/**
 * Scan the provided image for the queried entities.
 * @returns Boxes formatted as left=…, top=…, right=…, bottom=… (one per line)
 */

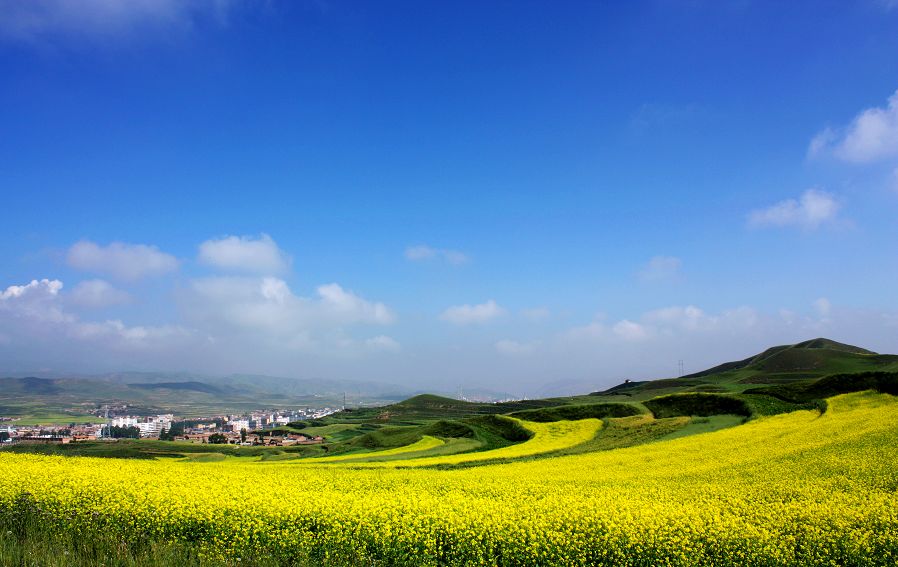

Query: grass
left=304, top=436, right=445, bottom=463
left=643, top=393, right=752, bottom=418
left=555, top=414, right=690, bottom=454
left=507, top=402, right=641, bottom=422
left=0, top=439, right=324, bottom=460
left=746, top=370, right=898, bottom=403
left=658, top=414, right=746, bottom=441
left=3, top=413, right=107, bottom=426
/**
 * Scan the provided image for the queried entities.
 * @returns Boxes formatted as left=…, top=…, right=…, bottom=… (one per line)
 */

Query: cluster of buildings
left=0, top=407, right=339, bottom=446
left=0, top=422, right=102, bottom=444
left=110, top=414, right=174, bottom=437
left=177, top=430, right=324, bottom=446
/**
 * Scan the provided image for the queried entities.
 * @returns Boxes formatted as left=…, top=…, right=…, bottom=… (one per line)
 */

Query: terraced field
left=1, top=391, right=897, bottom=565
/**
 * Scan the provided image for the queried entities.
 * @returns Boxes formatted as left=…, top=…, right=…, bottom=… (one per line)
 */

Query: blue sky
left=1, top=1, right=897, bottom=395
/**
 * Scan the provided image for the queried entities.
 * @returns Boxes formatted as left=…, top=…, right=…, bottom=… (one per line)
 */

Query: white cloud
left=67, top=240, right=178, bottom=281
left=198, top=234, right=291, bottom=275
left=644, top=305, right=711, bottom=331
left=807, top=127, right=836, bottom=160
left=520, top=307, right=551, bottom=321
left=69, top=279, right=131, bottom=308
left=69, top=319, right=189, bottom=344
left=182, top=277, right=395, bottom=350
left=0, top=0, right=236, bottom=44
left=404, top=245, right=437, bottom=261
left=495, top=339, right=537, bottom=356
left=405, top=244, right=469, bottom=266
left=0, top=278, right=63, bottom=301
left=365, top=335, right=401, bottom=353
left=0, top=279, right=69, bottom=324
left=0, top=278, right=188, bottom=351
left=612, top=320, right=650, bottom=341
left=564, top=321, right=606, bottom=342
left=562, top=305, right=760, bottom=349
left=814, top=297, right=832, bottom=319
left=809, top=90, right=898, bottom=163
left=748, top=189, right=840, bottom=230
left=317, top=283, right=395, bottom=325
left=638, top=256, right=682, bottom=282
left=440, top=299, right=504, bottom=325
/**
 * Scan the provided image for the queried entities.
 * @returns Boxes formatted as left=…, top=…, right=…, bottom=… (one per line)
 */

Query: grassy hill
left=326, top=393, right=572, bottom=425
left=6, top=337, right=896, bottom=465
left=281, top=337, right=898, bottom=463
left=590, top=337, right=898, bottom=401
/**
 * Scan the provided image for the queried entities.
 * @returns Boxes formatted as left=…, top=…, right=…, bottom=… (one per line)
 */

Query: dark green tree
left=208, top=433, right=227, bottom=444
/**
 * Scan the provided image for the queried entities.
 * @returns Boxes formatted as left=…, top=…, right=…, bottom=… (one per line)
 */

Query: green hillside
left=285, top=337, right=898, bottom=464
left=6, top=337, right=897, bottom=466
left=323, top=393, right=568, bottom=425
left=590, top=337, right=898, bottom=401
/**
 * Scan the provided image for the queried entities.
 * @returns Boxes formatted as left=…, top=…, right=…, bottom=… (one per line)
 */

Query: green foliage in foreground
left=643, top=393, right=753, bottom=419
left=747, top=371, right=898, bottom=403
left=0, top=439, right=324, bottom=460
left=508, top=402, right=641, bottom=422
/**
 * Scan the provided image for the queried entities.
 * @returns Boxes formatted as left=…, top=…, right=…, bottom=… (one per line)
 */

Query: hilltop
left=590, top=337, right=898, bottom=401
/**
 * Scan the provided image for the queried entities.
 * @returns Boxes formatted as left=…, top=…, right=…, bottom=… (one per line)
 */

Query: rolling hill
left=590, top=337, right=898, bottom=400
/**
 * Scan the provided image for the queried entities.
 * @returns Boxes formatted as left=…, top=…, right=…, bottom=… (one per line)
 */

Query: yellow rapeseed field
left=303, top=434, right=446, bottom=463
left=1, top=392, right=896, bottom=565
left=304, top=418, right=602, bottom=467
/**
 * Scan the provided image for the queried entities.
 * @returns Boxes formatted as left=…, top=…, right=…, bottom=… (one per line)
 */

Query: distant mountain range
left=0, top=370, right=519, bottom=418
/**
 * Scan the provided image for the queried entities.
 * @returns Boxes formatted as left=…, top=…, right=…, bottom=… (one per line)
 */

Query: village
left=0, top=407, right=339, bottom=447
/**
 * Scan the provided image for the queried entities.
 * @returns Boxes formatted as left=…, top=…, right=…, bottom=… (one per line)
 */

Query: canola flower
left=304, top=435, right=445, bottom=462
left=298, top=418, right=602, bottom=467
left=0, top=392, right=896, bottom=565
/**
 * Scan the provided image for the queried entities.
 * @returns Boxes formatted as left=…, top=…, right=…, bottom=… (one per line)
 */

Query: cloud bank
left=440, top=300, right=504, bottom=325
left=809, top=89, right=898, bottom=163
left=405, top=244, right=468, bottom=266
left=0, top=0, right=236, bottom=44
left=638, top=256, right=682, bottom=282
left=66, top=240, right=179, bottom=281
left=69, top=279, right=131, bottom=308
left=748, top=189, right=840, bottom=230
left=198, top=234, right=292, bottom=275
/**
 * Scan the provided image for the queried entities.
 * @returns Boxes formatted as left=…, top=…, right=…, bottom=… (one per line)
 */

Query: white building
left=110, top=416, right=138, bottom=428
